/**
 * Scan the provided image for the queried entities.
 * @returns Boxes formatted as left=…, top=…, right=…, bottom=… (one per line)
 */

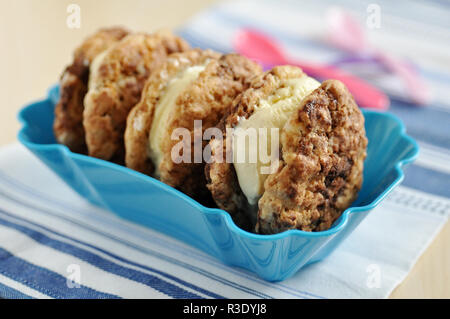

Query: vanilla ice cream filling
left=233, top=75, right=320, bottom=205
left=149, top=64, right=207, bottom=177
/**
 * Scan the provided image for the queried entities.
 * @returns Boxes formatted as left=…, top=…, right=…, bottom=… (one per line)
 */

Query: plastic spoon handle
left=325, top=7, right=430, bottom=105
left=234, top=29, right=390, bottom=110
left=375, top=52, right=430, bottom=105
left=293, top=61, right=390, bottom=110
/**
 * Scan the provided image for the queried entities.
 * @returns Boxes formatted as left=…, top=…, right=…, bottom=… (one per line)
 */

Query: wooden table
left=1, top=0, right=448, bottom=298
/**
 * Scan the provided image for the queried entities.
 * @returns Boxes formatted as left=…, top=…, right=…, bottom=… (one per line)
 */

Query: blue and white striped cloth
left=1, top=0, right=449, bottom=298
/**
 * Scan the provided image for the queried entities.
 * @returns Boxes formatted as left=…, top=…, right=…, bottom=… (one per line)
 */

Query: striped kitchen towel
left=1, top=0, right=449, bottom=298
left=0, top=143, right=448, bottom=298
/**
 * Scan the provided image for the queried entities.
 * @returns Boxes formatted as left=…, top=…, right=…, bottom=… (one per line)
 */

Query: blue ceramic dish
left=18, top=85, right=419, bottom=281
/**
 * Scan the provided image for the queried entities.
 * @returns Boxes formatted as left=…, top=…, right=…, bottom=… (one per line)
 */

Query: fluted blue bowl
left=17, top=85, right=419, bottom=281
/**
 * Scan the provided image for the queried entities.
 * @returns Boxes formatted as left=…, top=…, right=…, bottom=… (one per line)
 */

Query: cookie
left=53, top=27, right=129, bottom=153
left=83, top=31, right=190, bottom=162
left=125, top=49, right=262, bottom=201
left=206, top=66, right=367, bottom=232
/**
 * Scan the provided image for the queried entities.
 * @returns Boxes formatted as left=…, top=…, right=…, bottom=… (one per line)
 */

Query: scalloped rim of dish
left=17, top=85, right=419, bottom=241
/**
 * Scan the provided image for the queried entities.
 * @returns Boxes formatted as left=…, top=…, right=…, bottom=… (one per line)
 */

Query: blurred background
left=0, top=0, right=448, bottom=298
left=0, top=0, right=217, bottom=144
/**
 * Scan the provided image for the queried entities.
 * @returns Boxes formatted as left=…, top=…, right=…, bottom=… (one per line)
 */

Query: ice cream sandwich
left=83, top=31, right=190, bottom=162
left=206, top=66, right=367, bottom=232
left=125, top=49, right=262, bottom=201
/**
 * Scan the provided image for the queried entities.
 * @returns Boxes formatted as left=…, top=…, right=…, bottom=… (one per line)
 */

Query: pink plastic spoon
left=234, top=29, right=390, bottom=110
left=326, top=8, right=430, bottom=105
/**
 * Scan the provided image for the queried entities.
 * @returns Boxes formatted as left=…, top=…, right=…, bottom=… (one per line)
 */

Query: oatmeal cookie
left=125, top=49, right=262, bottom=201
left=257, top=79, right=367, bottom=233
left=83, top=31, right=190, bottom=162
left=205, top=66, right=367, bottom=232
left=53, top=27, right=129, bottom=153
